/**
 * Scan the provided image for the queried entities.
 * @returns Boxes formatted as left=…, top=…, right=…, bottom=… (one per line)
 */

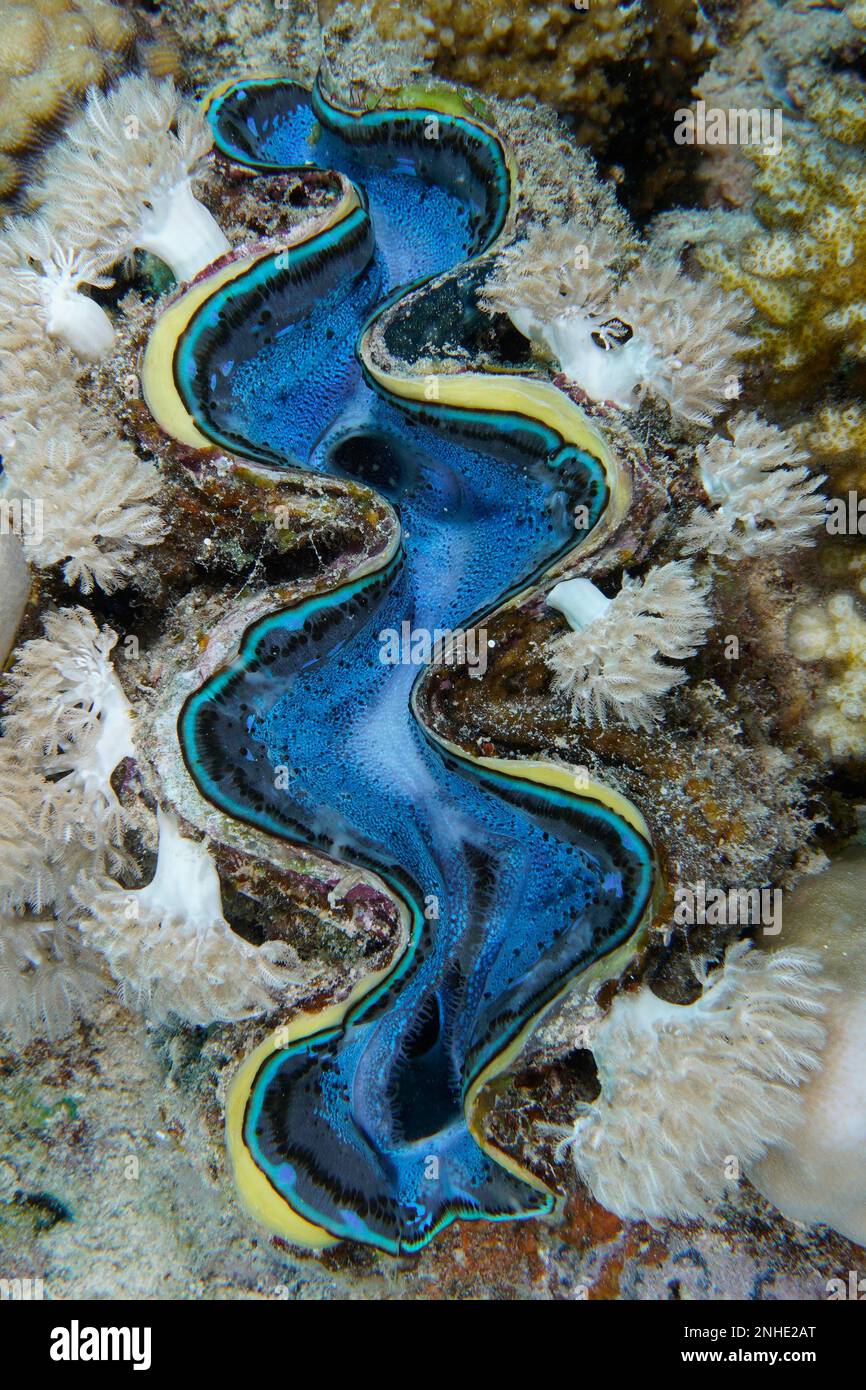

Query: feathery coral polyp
left=34, top=75, right=230, bottom=283
left=547, top=560, right=713, bottom=730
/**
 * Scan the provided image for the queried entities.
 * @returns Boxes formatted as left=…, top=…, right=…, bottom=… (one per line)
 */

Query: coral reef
left=0, top=0, right=134, bottom=204
left=695, top=120, right=866, bottom=388
left=0, top=0, right=862, bottom=1299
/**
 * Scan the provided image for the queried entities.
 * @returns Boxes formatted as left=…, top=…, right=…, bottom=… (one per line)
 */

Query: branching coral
left=33, top=74, right=230, bottom=284
left=555, top=942, right=829, bottom=1222
left=694, top=37, right=866, bottom=396
left=79, top=809, right=299, bottom=1026
left=484, top=225, right=750, bottom=425
left=680, top=413, right=826, bottom=559
left=546, top=561, right=712, bottom=730
left=797, top=399, right=866, bottom=495
left=1, top=393, right=165, bottom=594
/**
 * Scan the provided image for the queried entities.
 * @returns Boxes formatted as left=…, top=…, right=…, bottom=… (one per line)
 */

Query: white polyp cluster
left=136, top=178, right=230, bottom=284
left=486, top=224, right=751, bottom=425
left=0, top=229, right=117, bottom=362
left=557, top=941, right=830, bottom=1223
left=32, top=76, right=231, bottom=289
left=81, top=807, right=298, bottom=1026
left=73, top=653, right=137, bottom=807
left=546, top=561, right=712, bottom=730
left=681, top=414, right=826, bottom=559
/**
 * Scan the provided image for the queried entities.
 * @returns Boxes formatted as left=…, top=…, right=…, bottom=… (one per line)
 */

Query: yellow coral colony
left=789, top=595, right=866, bottom=759
left=328, top=0, right=711, bottom=153
left=0, top=0, right=166, bottom=210
left=696, top=65, right=866, bottom=391
left=0, top=0, right=183, bottom=209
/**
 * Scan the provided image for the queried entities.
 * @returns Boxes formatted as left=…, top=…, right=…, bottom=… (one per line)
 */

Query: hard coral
left=695, top=40, right=866, bottom=402
left=789, top=593, right=866, bottom=760
left=0, top=0, right=181, bottom=212
left=0, top=0, right=134, bottom=196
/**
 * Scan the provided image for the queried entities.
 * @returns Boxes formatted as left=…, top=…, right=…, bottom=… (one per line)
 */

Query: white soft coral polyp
left=135, top=177, right=229, bottom=284
left=34, top=76, right=231, bottom=285
left=82, top=809, right=297, bottom=1026
left=1, top=224, right=116, bottom=361
left=534, top=310, right=656, bottom=410
left=556, top=942, right=830, bottom=1223
left=40, top=263, right=116, bottom=359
